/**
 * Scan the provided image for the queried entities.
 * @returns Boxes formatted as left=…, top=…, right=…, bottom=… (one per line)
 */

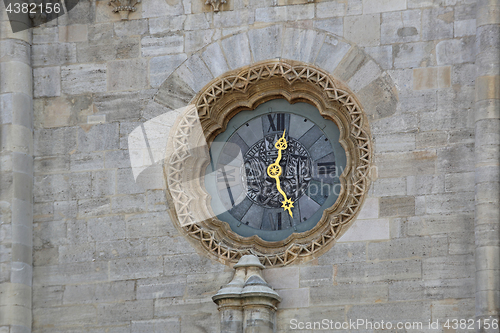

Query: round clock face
left=205, top=99, right=346, bottom=242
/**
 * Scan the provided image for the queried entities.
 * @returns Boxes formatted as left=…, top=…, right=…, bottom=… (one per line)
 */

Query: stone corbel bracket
left=206, top=0, right=226, bottom=11
left=109, top=0, right=141, bottom=20
left=213, top=255, right=281, bottom=332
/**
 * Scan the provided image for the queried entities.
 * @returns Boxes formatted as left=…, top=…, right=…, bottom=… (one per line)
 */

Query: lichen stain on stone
left=397, top=27, right=418, bottom=37
left=437, top=10, right=454, bottom=23
left=412, top=151, right=437, bottom=161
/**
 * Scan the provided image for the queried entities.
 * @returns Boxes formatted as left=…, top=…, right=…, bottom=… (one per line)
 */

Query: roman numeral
left=317, top=162, right=336, bottom=176
left=217, top=167, right=235, bottom=182
left=268, top=212, right=282, bottom=230
left=218, top=167, right=235, bottom=206
left=267, top=114, right=285, bottom=132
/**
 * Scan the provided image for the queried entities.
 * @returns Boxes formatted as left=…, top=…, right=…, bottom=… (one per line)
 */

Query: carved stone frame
left=164, top=59, right=372, bottom=267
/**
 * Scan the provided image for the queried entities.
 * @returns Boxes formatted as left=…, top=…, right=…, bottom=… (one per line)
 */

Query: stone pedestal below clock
left=213, top=255, right=281, bottom=333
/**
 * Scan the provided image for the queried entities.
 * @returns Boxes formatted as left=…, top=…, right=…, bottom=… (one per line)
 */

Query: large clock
left=205, top=99, right=346, bottom=241
left=164, top=60, right=372, bottom=266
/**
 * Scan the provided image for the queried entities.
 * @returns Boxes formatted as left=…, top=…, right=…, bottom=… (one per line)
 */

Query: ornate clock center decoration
left=164, top=59, right=373, bottom=267
left=243, top=133, right=312, bottom=211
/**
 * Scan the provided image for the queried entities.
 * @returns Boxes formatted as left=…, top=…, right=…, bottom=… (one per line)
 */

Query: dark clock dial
left=205, top=99, right=346, bottom=242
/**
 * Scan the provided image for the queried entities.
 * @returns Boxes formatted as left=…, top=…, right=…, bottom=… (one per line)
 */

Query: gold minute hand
left=266, top=130, right=294, bottom=218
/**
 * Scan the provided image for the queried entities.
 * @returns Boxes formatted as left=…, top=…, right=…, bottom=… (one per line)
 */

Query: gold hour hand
left=266, top=130, right=294, bottom=217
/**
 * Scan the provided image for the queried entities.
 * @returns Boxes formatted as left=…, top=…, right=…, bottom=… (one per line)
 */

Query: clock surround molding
left=164, top=59, right=373, bottom=267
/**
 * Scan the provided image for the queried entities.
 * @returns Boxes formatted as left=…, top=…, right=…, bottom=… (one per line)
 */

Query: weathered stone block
left=0, top=62, right=32, bottom=95
left=58, top=243, right=95, bottom=263
left=278, top=288, right=310, bottom=309
left=132, top=318, right=181, bottom=333
left=136, top=275, right=186, bottom=299
left=186, top=271, right=233, bottom=298
left=437, top=144, right=474, bottom=173
left=318, top=242, right=366, bottom=265
left=406, top=174, right=445, bottom=196
left=33, top=305, right=97, bottom=327
left=422, top=7, right=454, bottom=41
left=33, top=67, right=61, bottom=98
left=31, top=43, right=77, bottom=67
left=381, top=10, right=421, bottom=44
left=316, top=1, right=345, bottom=18
left=76, top=38, right=141, bottom=63
left=141, top=34, right=184, bottom=57
left=142, top=0, right=184, bottom=18
left=70, top=152, right=104, bottom=172
left=147, top=236, right=195, bottom=256
left=175, top=54, right=214, bottom=92
left=184, top=29, right=215, bottom=53
left=183, top=13, right=210, bottom=30
left=111, top=194, right=146, bottom=214
left=336, top=259, right=422, bottom=283
left=78, top=198, right=111, bottom=217
left=63, top=280, right=135, bottom=304
left=310, top=282, right=388, bottom=306
left=33, top=261, right=109, bottom=286
left=33, top=220, right=66, bottom=248
left=338, top=218, right=390, bottom=242
left=363, top=0, right=406, bottom=14
left=347, top=301, right=431, bottom=322
left=347, top=60, right=382, bottom=92
left=423, top=255, right=474, bottom=280
left=393, top=41, right=434, bottom=68
left=58, top=24, right=88, bottom=42
left=91, top=170, right=115, bottom=197
left=345, top=14, right=380, bottom=47
left=332, top=45, right=367, bottom=81
left=221, top=33, right=251, bottom=70
left=380, top=196, right=415, bottom=217
left=214, top=9, right=254, bottom=28
left=364, top=45, right=392, bottom=70
left=249, top=25, right=283, bottom=62
left=415, top=131, right=447, bottom=149
left=263, top=267, right=299, bottom=289
left=436, top=37, right=476, bottom=65
left=155, top=72, right=196, bottom=110
left=315, top=36, right=351, bottom=74
left=126, top=212, right=176, bottom=238
left=373, top=177, right=407, bottom=196
left=150, top=54, right=187, bottom=88
left=87, top=215, right=126, bottom=241
left=413, top=66, right=451, bottom=90
left=96, top=239, right=148, bottom=260
left=66, top=219, right=87, bottom=245
left=368, top=236, right=448, bottom=260
left=109, top=256, right=164, bottom=280
left=149, top=16, right=184, bottom=35
left=375, top=150, right=437, bottom=178
left=97, top=300, right=154, bottom=324
left=61, top=64, right=107, bottom=95
left=455, top=19, right=476, bottom=37
left=107, top=59, right=148, bottom=92
left=299, top=265, right=333, bottom=287
left=357, top=73, right=399, bottom=120
left=164, top=254, right=224, bottom=276
left=388, top=280, right=424, bottom=301
left=114, top=19, right=148, bottom=37
left=34, top=172, right=92, bottom=202
left=313, top=18, right=343, bottom=36
left=444, top=172, right=474, bottom=192
left=77, top=123, right=119, bottom=153
left=33, top=285, right=64, bottom=308
left=33, top=27, right=58, bottom=44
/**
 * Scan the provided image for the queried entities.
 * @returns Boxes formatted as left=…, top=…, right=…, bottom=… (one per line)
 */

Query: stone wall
left=22, top=0, right=484, bottom=331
